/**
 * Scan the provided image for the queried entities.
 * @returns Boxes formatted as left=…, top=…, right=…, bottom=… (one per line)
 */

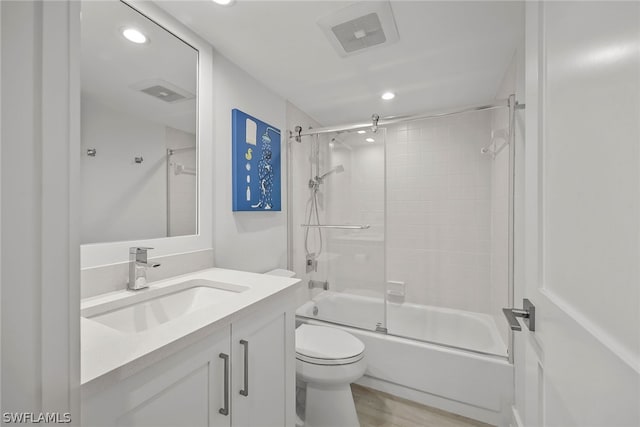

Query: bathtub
left=297, top=292, right=513, bottom=426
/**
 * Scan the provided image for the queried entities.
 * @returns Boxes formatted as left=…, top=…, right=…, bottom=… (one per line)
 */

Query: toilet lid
left=296, top=324, right=364, bottom=363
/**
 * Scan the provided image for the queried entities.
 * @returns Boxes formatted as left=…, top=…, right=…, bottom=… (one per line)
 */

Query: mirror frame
left=81, top=0, right=213, bottom=268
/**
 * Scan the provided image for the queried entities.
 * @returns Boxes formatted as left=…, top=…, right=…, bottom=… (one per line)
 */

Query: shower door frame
left=287, top=96, right=519, bottom=361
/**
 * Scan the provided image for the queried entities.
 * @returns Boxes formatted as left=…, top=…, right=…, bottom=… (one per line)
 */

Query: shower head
left=318, top=164, right=344, bottom=180
left=310, top=164, right=345, bottom=190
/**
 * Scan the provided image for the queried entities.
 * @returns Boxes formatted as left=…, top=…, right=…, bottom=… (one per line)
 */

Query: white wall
left=212, top=54, right=287, bottom=273
left=1, top=0, right=80, bottom=420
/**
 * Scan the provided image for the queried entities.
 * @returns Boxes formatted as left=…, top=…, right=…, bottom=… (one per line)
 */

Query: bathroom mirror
left=80, top=0, right=198, bottom=244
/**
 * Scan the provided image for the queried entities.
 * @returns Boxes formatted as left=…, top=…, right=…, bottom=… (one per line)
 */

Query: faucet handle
left=130, top=246, right=154, bottom=254
left=130, top=247, right=154, bottom=264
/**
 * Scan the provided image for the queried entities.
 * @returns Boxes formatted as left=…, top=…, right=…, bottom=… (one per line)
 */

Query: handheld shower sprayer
left=305, top=164, right=345, bottom=262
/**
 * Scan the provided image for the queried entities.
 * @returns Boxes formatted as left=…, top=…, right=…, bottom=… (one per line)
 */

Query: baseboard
left=356, top=375, right=502, bottom=426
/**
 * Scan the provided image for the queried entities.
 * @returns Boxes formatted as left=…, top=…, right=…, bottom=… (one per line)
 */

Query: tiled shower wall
left=386, top=110, right=500, bottom=314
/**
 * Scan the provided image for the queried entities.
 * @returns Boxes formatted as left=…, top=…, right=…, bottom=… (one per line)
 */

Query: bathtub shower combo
left=289, top=97, right=518, bottom=426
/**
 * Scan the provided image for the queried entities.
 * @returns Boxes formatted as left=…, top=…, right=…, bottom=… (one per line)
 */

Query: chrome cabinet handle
left=239, top=340, right=249, bottom=397
left=219, top=353, right=229, bottom=416
left=503, top=298, right=536, bottom=331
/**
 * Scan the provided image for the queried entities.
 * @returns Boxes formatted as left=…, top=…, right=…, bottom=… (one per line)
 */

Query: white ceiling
left=156, top=0, right=524, bottom=127
left=81, top=1, right=197, bottom=133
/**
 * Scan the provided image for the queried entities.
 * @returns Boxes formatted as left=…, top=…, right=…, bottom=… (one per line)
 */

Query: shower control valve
left=308, top=280, right=328, bottom=290
left=305, top=253, right=318, bottom=273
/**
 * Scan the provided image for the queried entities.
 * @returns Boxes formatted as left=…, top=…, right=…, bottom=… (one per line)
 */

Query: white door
left=513, top=2, right=640, bottom=427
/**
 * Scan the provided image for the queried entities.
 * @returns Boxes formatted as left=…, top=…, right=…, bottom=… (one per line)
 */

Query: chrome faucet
left=128, top=247, right=161, bottom=291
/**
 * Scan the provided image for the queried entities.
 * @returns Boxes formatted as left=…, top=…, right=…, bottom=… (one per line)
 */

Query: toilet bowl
left=295, top=324, right=366, bottom=427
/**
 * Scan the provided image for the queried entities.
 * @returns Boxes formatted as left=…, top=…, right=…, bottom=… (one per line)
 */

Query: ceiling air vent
left=130, top=78, right=195, bottom=103
left=318, top=1, right=399, bottom=57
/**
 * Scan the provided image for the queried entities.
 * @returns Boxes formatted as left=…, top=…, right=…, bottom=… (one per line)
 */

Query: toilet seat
left=296, top=352, right=364, bottom=366
left=296, top=324, right=364, bottom=366
left=295, top=324, right=366, bottom=427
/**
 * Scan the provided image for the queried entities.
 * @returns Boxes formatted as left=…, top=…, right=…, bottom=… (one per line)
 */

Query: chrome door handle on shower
left=503, top=299, right=535, bottom=331
left=239, top=340, right=249, bottom=396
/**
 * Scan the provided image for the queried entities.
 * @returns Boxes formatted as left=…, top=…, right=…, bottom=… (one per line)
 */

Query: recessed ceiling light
left=365, top=137, right=375, bottom=143
left=357, top=130, right=366, bottom=134
left=212, top=0, right=235, bottom=5
left=122, top=28, right=147, bottom=44
left=381, top=91, right=395, bottom=100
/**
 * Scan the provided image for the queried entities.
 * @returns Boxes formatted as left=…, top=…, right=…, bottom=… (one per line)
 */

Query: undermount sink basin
left=83, top=279, right=249, bottom=333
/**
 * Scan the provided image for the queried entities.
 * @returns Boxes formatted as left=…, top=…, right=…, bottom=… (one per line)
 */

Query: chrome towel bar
left=300, top=224, right=370, bottom=229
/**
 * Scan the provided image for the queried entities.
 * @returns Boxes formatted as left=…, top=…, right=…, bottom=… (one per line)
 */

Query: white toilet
left=295, top=324, right=366, bottom=427
left=263, top=269, right=366, bottom=426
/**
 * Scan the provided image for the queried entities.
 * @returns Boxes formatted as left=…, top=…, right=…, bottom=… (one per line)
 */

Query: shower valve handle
left=308, top=280, right=328, bottom=290
left=305, top=254, right=318, bottom=273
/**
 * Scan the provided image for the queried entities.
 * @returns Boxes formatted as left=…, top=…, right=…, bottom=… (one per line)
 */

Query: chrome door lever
left=503, top=299, right=535, bottom=331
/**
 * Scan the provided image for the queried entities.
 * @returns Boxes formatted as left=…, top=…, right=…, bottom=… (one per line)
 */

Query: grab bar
left=300, top=224, right=370, bottom=229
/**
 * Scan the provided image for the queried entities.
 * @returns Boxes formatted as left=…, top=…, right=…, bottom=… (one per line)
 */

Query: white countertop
left=81, top=267, right=300, bottom=385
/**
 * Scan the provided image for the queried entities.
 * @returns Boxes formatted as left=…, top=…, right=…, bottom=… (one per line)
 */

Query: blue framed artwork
left=232, top=109, right=281, bottom=211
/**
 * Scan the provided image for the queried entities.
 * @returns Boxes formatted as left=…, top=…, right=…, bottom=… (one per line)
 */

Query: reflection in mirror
left=80, top=1, right=198, bottom=244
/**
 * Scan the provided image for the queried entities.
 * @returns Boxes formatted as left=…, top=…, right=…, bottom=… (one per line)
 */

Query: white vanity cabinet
left=82, top=300, right=296, bottom=427
left=231, top=310, right=290, bottom=427
left=82, top=325, right=231, bottom=427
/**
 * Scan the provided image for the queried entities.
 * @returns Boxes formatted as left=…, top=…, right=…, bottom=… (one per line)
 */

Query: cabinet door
left=82, top=327, right=232, bottom=427
left=231, top=308, right=293, bottom=427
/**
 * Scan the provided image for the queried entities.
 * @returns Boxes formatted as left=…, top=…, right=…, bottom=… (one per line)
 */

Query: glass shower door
left=293, top=128, right=386, bottom=332
left=383, top=110, right=510, bottom=357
